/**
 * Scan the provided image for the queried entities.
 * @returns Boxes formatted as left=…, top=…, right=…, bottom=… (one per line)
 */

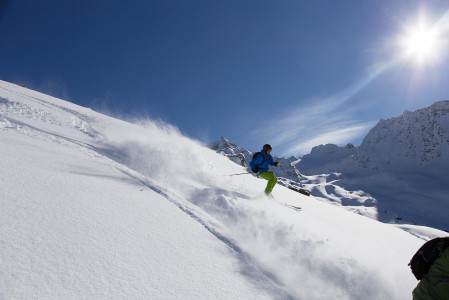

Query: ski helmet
left=262, top=144, right=272, bottom=151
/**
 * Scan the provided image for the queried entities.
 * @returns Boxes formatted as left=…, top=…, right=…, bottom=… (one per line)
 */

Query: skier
left=412, top=245, right=449, bottom=300
left=249, top=144, right=280, bottom=196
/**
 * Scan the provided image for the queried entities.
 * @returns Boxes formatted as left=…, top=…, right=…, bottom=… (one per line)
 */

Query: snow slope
left=1, top=80, right=447, bottom=299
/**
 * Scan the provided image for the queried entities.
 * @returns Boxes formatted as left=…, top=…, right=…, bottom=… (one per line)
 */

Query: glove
left=274, top=161, right=280, bottom=167
left=251, top=166, right=259, bottom=173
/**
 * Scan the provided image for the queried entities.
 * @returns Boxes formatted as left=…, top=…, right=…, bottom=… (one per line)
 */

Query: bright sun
left=403, top=27, right=438, bottom=59
left=398, top=15, right=446, bottom=66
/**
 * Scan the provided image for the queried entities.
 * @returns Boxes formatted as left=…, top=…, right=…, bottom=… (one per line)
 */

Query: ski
left=281, top=203, right=302, bottom=211
left=259, top=193, right=302, bottom=211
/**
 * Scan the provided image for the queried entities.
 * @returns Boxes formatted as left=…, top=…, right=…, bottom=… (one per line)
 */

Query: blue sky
left=1, top=0, right=449, bottom=156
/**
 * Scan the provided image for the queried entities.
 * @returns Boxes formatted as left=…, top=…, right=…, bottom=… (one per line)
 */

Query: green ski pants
left=259, top=171, right=278, bottom=195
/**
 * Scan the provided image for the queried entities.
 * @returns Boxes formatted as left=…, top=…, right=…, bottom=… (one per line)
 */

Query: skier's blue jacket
left=249, top=150, right=276, bottom=174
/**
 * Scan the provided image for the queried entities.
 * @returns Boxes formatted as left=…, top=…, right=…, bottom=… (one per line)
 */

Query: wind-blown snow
left=1, top=80, right=447, bottom=299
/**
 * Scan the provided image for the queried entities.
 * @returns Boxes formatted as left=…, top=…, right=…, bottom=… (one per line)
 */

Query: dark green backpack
left=408, top=237, right=449, bottom=280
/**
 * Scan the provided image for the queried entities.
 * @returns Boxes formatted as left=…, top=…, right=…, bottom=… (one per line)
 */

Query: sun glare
left=398, top=13, right=447, bottom=66
left=403, top=27, right=438, bottom=58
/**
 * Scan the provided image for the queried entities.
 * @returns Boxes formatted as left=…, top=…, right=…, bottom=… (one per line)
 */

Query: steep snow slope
left=1, top=80, right=447, bottom=299
left=0, top=82, right=279, bottom=299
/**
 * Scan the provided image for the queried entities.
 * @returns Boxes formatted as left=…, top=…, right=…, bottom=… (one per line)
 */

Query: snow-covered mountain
left=358, top=100, right=449, bottom=169
left=212, top=102, right=449, bottom=232
left=1, top=79, right=448, bottom=299
left=299, top=101, right=449, bottom=231
left=300, top=101, right=449, bottom=173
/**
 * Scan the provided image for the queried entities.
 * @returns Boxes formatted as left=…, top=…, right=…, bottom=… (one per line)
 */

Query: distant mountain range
left=210, top=100, right=449, bottom=232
